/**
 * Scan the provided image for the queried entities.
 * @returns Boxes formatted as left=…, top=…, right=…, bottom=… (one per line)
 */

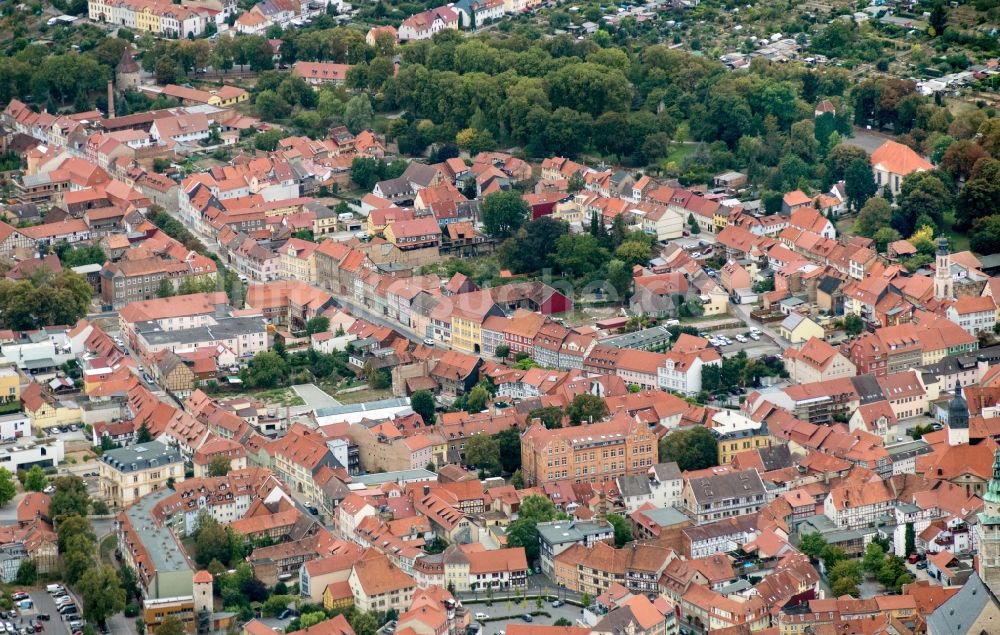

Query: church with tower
left=926, top=389, right=1000, bottom=633
left=934, top=237, right=954, bottom=301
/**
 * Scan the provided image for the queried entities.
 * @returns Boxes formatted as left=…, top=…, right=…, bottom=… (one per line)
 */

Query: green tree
left=300, top=612, right=327, bottom=629
left=78, top=565, right=127, bottom=627
left=0, top=468, right=18, bottom=507
left=905, top=523, right=916, bottom=557
left=553, top=234, right=609, bottom=277
left=872, top=227, right=901, bottom=253
left=688, top=213, right=701, bottom=235
left=344, top=94, right=374, bottom=133
left=527, top=406, right=563, bottom=429
left=244, top=351, right=289, bottom=389
left=155, top=278, right=175, bottom=299
left=506, top=495, right=557, bottom=563
left=255, top=90, right=290, bottom=121
left=464, top=435, right=501, bottom=475
left=482, top=191, right=530, bottom=239
left=844, top=158, right=877, bottom=211
left=207, top=455, right=231, bottom=477
left=137, top=421, right=152, bottom=443
left=23, top=465, right=47, bottom=492
left=305, top=316, right=330, bottom=335
left=511, top=469, right=525, bottom=489
left=972, top=216, right=1000, bottom=255
left=351, top=157, right=381, bottom=191
left=894, top=171, right=952, bottom=235
left=929, top=1, right=948, bottom=36
left=494, top=427, right=522, bottom=474
left=831, top=576, right=859, bottom=597
left=821, top=545, right=848, bottom=571
left=615, top=240, right=653, bottom=269
left=57, top=514, right=96, bottom=552
left=155, top=617, right=186, bottom=635
left=658, top=427, right=718, bottom=471
left=63, top=534, right=97, bottom=584
left=15, top=559, right=36, bottom=585
left=566, top=394, right=609, bottom=425
left=863, top=541, right=887, bottom=575
left=607, top=513, right=633, bottom=547
left=262, top=595, right=292, bottom=618
left=195, top=511, right=233, bottom=567
left=854, top=197, right=893, bottom=237
left=497, top=217, right=568, bottom=275
left=606, top=259, right=632, bottom=302
left=411, top=390, right=436, bottom=425
left=495, top=344, right=510, bottom=359
left=844, top=314, right=864, bottom=336
left=466, top=384, right=490, bottom=413
left=798, top=533, right=828, bottom=560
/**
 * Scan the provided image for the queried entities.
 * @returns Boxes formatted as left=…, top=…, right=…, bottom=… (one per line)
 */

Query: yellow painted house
left=135, top=7, right=161, bottom=33
left=322, top=581, right=354, bottom=612
left=0, top=365, right=19, bottom=406
left=712, top=411, right=771, bottom=465
left=779, top=313, right=825, bottom=345
left=21, top=383, right=80, bottom=431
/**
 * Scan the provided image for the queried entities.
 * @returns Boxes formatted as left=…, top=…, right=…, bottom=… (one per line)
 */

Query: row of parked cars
left=0, top=594, right=42, bottom=635
left=46, top=585, right=85, bottom=634
left=708, top=327, right=762, bottom=348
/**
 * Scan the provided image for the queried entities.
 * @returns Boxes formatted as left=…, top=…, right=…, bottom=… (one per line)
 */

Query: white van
left=45, top=585, right=63, bottom=594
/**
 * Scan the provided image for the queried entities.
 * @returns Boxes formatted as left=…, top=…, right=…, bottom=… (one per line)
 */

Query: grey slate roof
left=617, top=474, right=651, bottom=499
left=687, top=468, right=766, bottom=506
left=536, top=520, right=612, bottom=546
left=927, top=572, right=1000, bottom=635
left=758, top=444, right=794, bottom=472
left=402, top=162, right=442, bottom=189
left=136, top=316, right=267, bottom=346
left=652, top=462, right=682, bottom=482
left=851, top=374, right=884, bottom=405
left=100, top=441, right=184, bottom=473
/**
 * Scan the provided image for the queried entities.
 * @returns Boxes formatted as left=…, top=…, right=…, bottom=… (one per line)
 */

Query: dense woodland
left=1, top=12, right=999, bottom=251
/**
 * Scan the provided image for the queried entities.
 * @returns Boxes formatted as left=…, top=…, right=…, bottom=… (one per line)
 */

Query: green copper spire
left=986, top=449, right=1000, bottom=505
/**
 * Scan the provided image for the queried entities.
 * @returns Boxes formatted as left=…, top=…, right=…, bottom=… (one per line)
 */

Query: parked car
left=277, top=610, right=291, bottom=620
left=522, top=615, right=533, bottom=623
left=916, top=561, right=928, bottom=570
left=36, top=616, right=49, bottom=623
left=474, top=614, right=489, bottom=621
left=551, top=600, right=563, bottom=608
left=735, top=334, right=747, bottom=343
left=749, top=333, right=760, bottom=341
left=11, top=593, right=27, bottom=602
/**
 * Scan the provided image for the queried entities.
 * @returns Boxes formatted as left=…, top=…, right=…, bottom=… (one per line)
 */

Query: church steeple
left=978, top=449, right=1000, bottom=593
left=948, top=382, right=970, bottom=446
left=934, top=237, right=954, bottom=300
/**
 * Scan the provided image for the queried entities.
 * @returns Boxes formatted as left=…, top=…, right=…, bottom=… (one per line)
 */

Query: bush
left=124, top=604, right=140, bottom=618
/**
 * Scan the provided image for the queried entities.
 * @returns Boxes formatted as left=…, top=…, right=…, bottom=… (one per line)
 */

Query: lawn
left=99, top=535, right=117, bottom=566
left=664, top=143, right=697, bottom=166
left=942, top=211, right=972, bottom=254
left=334, top=387, right=394, bottom=404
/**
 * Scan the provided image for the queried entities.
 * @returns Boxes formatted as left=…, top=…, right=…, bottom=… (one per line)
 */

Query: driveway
left=728, top=303, right=787, bottom=350
left=291, top=384, right=341, bottom=410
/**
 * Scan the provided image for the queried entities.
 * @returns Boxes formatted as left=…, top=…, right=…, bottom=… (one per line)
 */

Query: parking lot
left=699, top=326, right=783, bottom=360
left=27, top=592, right=71, bottom=635
left=466, top=600, right=586, bottom=635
